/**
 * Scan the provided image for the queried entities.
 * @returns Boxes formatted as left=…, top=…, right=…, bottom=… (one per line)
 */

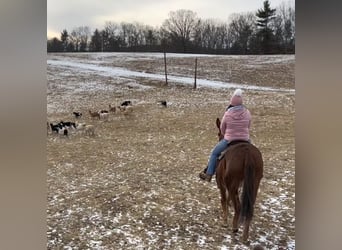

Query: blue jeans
left=206, top=139, right=229, bottom=175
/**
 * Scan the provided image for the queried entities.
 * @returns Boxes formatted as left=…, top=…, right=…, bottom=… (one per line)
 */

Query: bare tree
left=120, top=22, right=136, bottom=48
left=69, top=26, right=91, bottom=52
left=161, top=9, right=199, bottom=52
left=79, top=26, right=91, bottom=51
left=69, top=30, right=80, bottom=52
left=50, top=1, right=294, bottom=54
left=144, top=26, right=159, bottom=48
left=276, top=1, right=295, bottom=53
left=215, top=23, right=229, bottom=51
left=192, top=19, right=204, bottom=52
left=202, top=19, right=218, bottom=50
left=228, top=12, right=256, bottom=54
left=103, top=21, right=121, bottom=51
left=130, top=22, right=146, bottom=50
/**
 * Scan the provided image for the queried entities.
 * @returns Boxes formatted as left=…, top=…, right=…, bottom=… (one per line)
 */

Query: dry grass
left=47, top=53, right=295, bottom=249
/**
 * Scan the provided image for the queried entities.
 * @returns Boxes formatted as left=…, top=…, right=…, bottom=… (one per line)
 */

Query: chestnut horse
left=215, top=118, right=263, bottom=242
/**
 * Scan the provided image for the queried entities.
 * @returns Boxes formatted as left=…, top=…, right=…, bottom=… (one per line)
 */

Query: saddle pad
left=218, top=140, right=250, bottom=161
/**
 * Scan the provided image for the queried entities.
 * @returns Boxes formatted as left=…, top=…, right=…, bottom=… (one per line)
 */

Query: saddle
left=218, top=140, right=250, bottom=161
left=202, top=140, right=250, bottom=174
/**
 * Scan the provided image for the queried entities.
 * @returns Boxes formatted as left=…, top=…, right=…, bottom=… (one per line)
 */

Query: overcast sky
left=47, top=0, right=294, bottom=38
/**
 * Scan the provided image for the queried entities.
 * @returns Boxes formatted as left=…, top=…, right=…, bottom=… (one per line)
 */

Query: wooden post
left=164, top=51, right=168, bottom=86
left=194, top=57, right=198, bottom=89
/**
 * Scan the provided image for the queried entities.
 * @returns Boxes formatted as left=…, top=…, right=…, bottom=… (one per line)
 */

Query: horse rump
left=216, top=142, right=263, bottom=241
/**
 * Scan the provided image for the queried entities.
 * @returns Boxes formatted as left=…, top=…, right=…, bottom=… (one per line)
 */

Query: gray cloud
left=47, top=0, right=294, bottom=38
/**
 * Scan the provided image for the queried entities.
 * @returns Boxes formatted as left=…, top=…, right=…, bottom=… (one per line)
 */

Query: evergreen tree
left=146, top=29, right=156, bottom=47
left=89, top=29, right=102, bottom=52
left=47, top=37, right=63, bottom=52
left=60, top=29, right=69, bottom=52
left=101, top=30, right=110, bottom=52
left=256, top=0, right=276, bottom=54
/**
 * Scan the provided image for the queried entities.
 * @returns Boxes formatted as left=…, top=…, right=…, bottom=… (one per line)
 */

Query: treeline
left=47, top=0, right=295, bottom=54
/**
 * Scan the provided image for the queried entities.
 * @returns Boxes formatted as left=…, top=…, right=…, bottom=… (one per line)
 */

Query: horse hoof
left=232, top=228, right=238, bottom=233
left=242, top=235, right=248, bottom=243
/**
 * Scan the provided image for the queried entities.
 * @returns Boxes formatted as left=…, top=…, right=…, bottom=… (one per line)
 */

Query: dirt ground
left=47, top=53, right=295, bottom=249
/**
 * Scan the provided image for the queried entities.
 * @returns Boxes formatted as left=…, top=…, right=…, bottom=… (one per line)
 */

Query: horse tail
left=240, top=147, right=256, bottom=223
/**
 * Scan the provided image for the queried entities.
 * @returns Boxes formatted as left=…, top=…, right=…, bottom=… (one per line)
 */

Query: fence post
left=194, top=57, right=198, bottom=89
left=164, top=51, right=168, bottom=86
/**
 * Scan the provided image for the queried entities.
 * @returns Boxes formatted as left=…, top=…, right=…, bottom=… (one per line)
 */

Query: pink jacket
left=220, top=105, right=251, bottom=141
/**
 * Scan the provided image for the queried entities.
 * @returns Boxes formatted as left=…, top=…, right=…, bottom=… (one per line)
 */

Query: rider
left=199, top=88, right=251, bottom=182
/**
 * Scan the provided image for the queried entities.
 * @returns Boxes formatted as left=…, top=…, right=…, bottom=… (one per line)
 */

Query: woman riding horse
left=199, top=89, right=263, bottom=242
left=199, top=88, right=251, bottom=182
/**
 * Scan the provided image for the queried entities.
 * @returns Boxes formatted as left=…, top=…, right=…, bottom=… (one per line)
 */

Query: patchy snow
left=47, top=52, right=295, bottom=250
left=47, top=59, right=294, bottom=93
left=62, top=52, right=219, bottom=60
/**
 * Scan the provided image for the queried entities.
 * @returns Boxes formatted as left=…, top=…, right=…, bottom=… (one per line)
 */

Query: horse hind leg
left=220, top=188, right=229, bottom=227
left=231, top=189, right=241, bottom=233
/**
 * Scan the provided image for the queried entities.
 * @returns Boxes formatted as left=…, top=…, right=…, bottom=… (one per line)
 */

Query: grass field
left=47, top=52, right=295, bottom=249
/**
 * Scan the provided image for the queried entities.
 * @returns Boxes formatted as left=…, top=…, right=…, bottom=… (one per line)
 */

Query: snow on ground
left=47, top=53, right=294, bottom=92
left=47, top=52, right=295, bottom=250
left=48, top=59, right=294, bottom=93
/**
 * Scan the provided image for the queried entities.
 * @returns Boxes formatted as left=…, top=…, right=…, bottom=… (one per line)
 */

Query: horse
left=215, top=117, right=263, bottom=242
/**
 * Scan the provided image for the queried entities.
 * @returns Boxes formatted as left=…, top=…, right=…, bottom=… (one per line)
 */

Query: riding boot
left=199, top=172, right=212, bottom=182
